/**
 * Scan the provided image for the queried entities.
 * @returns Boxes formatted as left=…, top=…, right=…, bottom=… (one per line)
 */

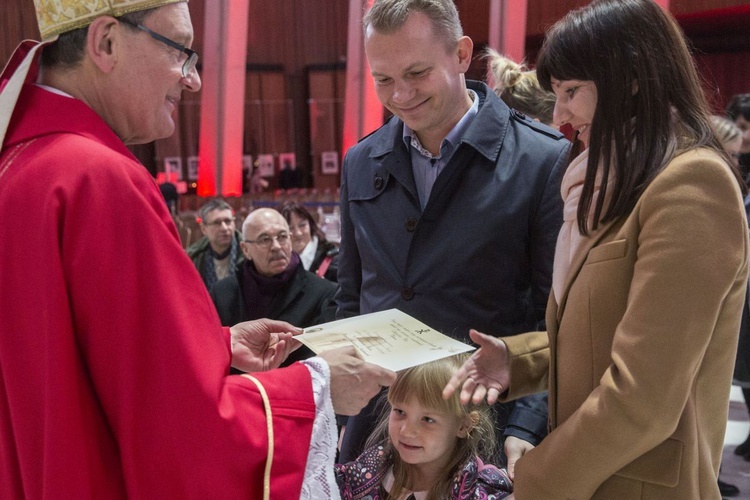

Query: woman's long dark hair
left=536, top=0, right=746, bottom=235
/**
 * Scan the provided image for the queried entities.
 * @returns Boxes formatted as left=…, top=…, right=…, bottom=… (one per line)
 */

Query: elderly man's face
left=241, top=211, right=292, bottom=277
left=112, top=3, right=201, bottom=144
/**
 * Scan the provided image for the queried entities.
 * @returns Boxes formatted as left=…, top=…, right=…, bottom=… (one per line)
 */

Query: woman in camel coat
left=444, top=1, right=749, bottom=498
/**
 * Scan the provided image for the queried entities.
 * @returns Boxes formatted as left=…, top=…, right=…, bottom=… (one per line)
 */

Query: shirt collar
left=298, top=235, right=319, bottom=270
left=402, top=89, right=478, bottom=158
left=35, top=83, right=73, bottom=98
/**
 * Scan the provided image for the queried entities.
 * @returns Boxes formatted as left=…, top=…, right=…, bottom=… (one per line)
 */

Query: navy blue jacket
left=336, top=81, right=571, bottom=461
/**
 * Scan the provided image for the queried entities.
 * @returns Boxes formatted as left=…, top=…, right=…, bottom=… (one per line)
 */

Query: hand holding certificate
left=296, top=309, right=475, bottom=372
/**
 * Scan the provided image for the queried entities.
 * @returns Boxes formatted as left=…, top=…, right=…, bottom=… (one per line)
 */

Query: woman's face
left=726, top=135, right=743, bottom=167
left=550, top=78, right=598, bottom=147
left=733, top=115, right=750, bottom=154
left=289, top=212, right=312, bottom=254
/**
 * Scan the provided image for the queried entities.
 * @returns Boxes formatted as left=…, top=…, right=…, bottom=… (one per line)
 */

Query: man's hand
left=442, top=329, right=511, bottom=405
left=230, top=319, right=302, bottom=372
left=320, top=346, right=396, bottom=416
left=504, top=435, right=535, bottom=480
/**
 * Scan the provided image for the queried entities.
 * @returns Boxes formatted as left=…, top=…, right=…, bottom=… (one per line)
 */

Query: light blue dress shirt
left=403, top=89, right=479, bottom=209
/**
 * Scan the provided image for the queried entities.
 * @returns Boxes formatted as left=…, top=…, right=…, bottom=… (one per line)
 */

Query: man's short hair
left=198, top=199, right=232, bottom=223
left=40, top=8, right=157, bottom=69
left=363, top=0, right=463, bottom=52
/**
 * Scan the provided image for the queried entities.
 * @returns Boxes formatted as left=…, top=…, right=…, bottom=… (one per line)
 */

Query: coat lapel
left=369, top=119, right=420, bottom=204
left=555, top=218, right=622, bottom=322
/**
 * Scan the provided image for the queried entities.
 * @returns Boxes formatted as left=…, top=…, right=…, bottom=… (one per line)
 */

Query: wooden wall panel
left=671, top=0, right=750, bottom=15
left=526, top=0, right=586, bottom=37
left=696, top=51, right=750, bottom=113
left=187, top=0, right=205, bottom=54
left=308, top=69, right=346, bottom=190
left=243, top=72, right=290, bottom=154
left=0, top=1, right=38, bottom=67
left=244, top=0, right=349, bottom=69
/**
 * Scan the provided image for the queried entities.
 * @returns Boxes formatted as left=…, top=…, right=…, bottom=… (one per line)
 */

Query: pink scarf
left=552, top=149, right=613, bottom=302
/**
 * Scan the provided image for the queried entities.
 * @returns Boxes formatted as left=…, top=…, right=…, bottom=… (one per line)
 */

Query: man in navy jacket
left=336, top=0, right=571, bottom=469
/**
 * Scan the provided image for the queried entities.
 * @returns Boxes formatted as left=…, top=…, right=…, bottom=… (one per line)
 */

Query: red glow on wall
left=197, top=0, right=249, bottom=197
left=342, top=0, right=383, bottom=158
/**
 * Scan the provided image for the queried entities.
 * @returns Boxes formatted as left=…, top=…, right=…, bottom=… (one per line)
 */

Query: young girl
left=335, top=354, right=512, bottom=499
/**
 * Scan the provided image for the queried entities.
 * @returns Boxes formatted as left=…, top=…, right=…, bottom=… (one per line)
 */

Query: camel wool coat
left=502, top=148, right=750, bottom=499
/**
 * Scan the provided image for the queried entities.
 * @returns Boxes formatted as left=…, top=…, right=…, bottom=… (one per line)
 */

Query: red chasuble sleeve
left=0, top=85, right=314, bottom=499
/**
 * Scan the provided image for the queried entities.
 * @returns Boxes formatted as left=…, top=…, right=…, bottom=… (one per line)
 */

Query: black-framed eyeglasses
left=244, top=233, right=291, bottom=248
left=119, top=18, right=198, bottom=78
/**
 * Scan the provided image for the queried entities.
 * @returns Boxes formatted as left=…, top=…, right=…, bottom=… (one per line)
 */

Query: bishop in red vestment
left=0, top=1, right=394, bottom=498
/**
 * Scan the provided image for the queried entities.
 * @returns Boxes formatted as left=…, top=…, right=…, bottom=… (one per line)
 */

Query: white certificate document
left=296, top=309, right=475, bottom=372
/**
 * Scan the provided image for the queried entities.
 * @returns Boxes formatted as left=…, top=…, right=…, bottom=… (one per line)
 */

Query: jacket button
left=401, top=287, right=415, bottom=300
left=374, top=176, right=384, bottom=190
left=405, top=218, right=418, bottom=232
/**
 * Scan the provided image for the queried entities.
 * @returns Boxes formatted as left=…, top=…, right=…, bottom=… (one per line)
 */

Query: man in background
left=212, top=208, right=338, bottom=365
left=188, top=198, right=244, bottom=291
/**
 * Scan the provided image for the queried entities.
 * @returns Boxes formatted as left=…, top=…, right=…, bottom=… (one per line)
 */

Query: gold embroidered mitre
left=33, top=0, right=187, bottom=41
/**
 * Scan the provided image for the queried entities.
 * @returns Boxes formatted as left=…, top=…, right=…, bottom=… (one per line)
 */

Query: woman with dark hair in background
left=278, top=201, right=339, bottom=282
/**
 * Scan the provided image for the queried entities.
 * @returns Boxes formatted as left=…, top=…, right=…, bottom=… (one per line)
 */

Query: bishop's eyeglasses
left=118, top=17, right=199, bottom=78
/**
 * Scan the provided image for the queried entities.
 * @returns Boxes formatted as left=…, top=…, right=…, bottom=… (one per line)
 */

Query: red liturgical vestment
left=0, top=57, right=314, bottom=499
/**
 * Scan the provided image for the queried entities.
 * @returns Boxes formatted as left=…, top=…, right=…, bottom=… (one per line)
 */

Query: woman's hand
left=443, top=329, right=511, bottom=405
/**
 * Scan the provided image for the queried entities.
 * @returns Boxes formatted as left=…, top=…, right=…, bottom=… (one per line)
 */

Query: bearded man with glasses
left=0, top=1, right=395, bottom=498
left=211, top=208, right=339, bottom=367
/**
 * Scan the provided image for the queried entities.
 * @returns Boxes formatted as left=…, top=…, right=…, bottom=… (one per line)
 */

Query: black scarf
left=241, top=252, right=300, bottom=319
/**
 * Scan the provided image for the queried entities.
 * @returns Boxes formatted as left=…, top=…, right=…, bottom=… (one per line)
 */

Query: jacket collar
left=367, top=80, right=510, bottom=164
left=365, top=81, right=511, bottom=210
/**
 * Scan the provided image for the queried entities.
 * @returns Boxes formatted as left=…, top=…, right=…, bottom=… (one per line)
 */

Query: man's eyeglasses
left=118, top=18, right=199, bottom=78
left=244, top=233, right=291, bottom=248
left=203, top=218, right=235, bottom=228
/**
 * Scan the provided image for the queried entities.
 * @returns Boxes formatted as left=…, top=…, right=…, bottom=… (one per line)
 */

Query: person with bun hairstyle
left=485, top=48, right=555, bottom=126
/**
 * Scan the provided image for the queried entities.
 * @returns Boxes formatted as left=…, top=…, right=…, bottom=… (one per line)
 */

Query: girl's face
left=289, top=212, right=312, bottom=254
left=550, top=78, right=598, bottom=148
left=388, top=398, right=469, bottom=482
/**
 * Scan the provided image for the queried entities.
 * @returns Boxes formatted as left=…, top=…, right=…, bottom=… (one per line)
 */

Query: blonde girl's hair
left=484, top=48, right=555, bottom=126
left=365, top=353, right=497, bottom=499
